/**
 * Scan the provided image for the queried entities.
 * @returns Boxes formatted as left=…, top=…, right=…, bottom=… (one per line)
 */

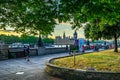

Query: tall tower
left=73, top=30, right=77, bottom=40
left=63, top=31, right=66, bottom=39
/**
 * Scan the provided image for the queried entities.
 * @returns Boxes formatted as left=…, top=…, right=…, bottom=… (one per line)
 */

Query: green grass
left=53, top=49, right=120, bottom=72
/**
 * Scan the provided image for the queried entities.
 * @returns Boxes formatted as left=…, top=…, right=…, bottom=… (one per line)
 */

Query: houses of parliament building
left=54, top=31, right=78, bottom=45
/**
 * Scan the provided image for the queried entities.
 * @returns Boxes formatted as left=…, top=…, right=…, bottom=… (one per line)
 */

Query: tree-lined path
left=0, top=53, right=68, bottom=80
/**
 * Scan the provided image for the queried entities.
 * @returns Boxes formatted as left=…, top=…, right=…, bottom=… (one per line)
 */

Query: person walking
left=95, top=44, right=99, bottom=52
left=82, top=45, right=85, bottom=53
left=69, top=45, right=73, bottom=55
left=25, top=46, right=30, bottom=61
left=66, top=45, right=68, bottom=51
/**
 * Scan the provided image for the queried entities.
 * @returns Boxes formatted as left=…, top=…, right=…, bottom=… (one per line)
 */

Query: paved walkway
left=0, top=49, right=104, bottom=80
left=0, top=53, right=68, bottom=80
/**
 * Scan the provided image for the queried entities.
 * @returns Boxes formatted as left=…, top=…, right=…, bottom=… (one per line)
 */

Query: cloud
left=0, top=30, right=21, bottom=36
left=52, top=23, right=85, bottom=38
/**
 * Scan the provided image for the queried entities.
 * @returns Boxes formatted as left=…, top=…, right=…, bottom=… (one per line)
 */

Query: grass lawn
left=53, top=48, right=120, bottom=72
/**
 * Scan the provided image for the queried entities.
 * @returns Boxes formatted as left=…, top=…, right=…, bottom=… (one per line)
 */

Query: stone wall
left=38, top=47, right=67, bottom=55
left=8, top=47, right=66, bottom=58
left=8, top=48, right=38, bottom=58
left=46, top=57, right=120, bottom=80
left=0, top=44, right=9, bottom=60
left=0, top=46, right=67, bottom=59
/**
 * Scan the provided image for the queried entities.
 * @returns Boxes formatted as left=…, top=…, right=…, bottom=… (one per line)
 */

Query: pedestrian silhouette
left=24, top=46, right=30, bottom=61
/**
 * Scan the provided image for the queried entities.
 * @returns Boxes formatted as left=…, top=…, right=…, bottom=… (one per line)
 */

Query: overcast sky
left=51, top=23, right=85, bottom=39
left=0, top=23, right=85, bottom=39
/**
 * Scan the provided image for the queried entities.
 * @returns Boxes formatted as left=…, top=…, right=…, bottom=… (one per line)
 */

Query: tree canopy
left=0, top=0, right=58, bottom=35
left=1, top=0, right=120, bottom=51
left=0, top=34, right=54, bottom=44
left=59, top=0, right=120, bottom=52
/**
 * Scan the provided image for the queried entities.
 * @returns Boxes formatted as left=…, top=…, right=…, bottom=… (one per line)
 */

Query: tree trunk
left=114, top=34, right=118, bottom=52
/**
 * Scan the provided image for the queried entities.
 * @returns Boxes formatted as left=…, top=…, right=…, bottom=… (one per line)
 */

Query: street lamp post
left=73, top=30, right=78, bottom=66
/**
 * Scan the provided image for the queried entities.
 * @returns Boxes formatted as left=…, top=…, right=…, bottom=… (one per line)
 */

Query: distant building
left=54, top=31, right=78, bottom=45
left=73, top=30, right=77, bottom=40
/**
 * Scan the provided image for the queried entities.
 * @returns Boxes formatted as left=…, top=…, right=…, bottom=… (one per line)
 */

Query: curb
left=46, top=52, right=120, bottom=80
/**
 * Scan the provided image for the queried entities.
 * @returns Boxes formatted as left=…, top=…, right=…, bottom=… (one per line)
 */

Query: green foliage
left=84, top=23, right=91, bottom=39
left=1, top=0, right=120, bottom=52
left=42, top=38, right=54, bottom=44
left=0, top=34, right=38, bottom=44
left=20, top=35, right=38, bottom=44
left=70, top=45, right=79, bottom=51
left=0, top=34, right=54, bottom=44
left=84, top=22, right=120, bottom=52
left=89, top=25, right=103, bottom=40
left=59, top=0, right=120, bottom=37
left=0, top=34, right=20, bottom=44
left=0, top=0, right=57, bottom=35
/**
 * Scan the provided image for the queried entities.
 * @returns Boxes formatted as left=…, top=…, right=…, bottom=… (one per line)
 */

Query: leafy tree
left=84, top=22, right=120, bottom=52
left=1, top=0, right=120, bottom=52
left=0, top=34, right=20, bottom=44
left=42, top=38, right=54, bottom=44
left=101, top=23, right=120, bottom=52
left=0, top=34, right=38, bottom=44
left=59, top=0, right=120, bottom=52
left=20, top=35, right=38, bottom=44
left=84, top=23, right=91, bottom=40
left=0, top=0, right=57, bottom=35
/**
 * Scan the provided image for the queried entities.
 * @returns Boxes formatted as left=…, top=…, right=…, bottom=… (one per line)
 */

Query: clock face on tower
left=74, top=35, right=77, bottom=38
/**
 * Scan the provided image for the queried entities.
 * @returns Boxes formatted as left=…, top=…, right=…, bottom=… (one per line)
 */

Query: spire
left=37, top=34, right=43, bottom=47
